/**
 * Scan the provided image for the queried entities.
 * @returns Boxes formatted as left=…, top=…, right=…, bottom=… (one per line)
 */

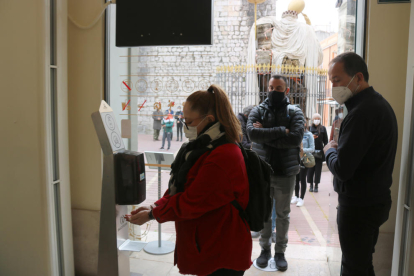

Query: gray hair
left=243, top=105, right=255, bottom=116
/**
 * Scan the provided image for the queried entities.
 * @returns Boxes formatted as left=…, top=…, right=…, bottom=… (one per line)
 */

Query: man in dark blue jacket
left=324, top=52, right=398, bottom=276
left=247, top=75, right=304, bottom=271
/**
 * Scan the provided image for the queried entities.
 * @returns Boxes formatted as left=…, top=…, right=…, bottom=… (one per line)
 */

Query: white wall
left=0, top=0, right=50, bottom=275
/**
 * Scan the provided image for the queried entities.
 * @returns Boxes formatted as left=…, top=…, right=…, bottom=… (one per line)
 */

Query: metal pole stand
left=144, top=166, right=175, bottom=255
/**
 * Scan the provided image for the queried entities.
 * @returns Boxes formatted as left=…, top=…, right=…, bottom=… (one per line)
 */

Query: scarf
left=168, top=122, right=228, bottom=195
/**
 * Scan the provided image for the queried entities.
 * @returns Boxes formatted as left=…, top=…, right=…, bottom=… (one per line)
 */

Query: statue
left=246, top=0, right=323, bottom=118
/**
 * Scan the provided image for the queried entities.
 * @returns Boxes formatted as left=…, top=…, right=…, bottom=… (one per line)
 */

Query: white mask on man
left=338, top=113, right=344, bottom=119
left=332, top=75, right=360, bottom=104
left=313, top=120, right=321, bottom=126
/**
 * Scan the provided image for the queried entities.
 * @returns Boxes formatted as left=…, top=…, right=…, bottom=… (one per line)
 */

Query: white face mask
left=332, top=75, right=360, bottom=104
left=338, top=113, right=344, bottom=119
left=313, top=120, right=321, bottom=126
left=183, top=117, right=207, bottom=141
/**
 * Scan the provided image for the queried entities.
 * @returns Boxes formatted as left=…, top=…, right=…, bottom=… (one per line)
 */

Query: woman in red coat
left=126, top=84, right=252, bottom=276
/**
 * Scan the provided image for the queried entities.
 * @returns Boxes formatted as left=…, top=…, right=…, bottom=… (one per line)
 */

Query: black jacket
left=175, top=111, right=184, bottom=126
left=237, top=113, right=252, bottom=149
left=309, top=125, right=328, bottom=161
left=247, top=98, right=305, bottom=176
left=325, top=87, right=398, bottom=206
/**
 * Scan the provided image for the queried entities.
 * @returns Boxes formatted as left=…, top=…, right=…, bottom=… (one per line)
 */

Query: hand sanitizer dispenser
left=92, top=101, right=147, bottom=276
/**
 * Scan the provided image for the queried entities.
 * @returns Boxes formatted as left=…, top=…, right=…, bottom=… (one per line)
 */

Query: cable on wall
left=68, top=0, right=115, bottom=30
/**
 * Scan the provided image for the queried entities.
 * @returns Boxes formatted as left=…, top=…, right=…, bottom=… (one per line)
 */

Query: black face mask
left=268, top=91, right=285, bottom=106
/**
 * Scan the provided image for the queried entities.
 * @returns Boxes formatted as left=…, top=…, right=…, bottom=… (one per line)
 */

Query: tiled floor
left=130, top=134, right=341, bottom=275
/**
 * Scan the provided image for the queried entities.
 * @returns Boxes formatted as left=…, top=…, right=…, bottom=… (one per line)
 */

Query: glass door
left=326, top=1, right=366, bottom=275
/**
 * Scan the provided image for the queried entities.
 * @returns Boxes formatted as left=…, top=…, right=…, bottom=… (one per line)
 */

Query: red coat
left=153, top=143, right=252, bottom=276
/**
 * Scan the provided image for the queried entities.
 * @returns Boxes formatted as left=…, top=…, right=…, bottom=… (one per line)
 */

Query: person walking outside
left=247, top=75, right=304, bottom=271
left=126, top=85, right=252, bottom=276
left=291, top=120, right=314, bottom=207
left=330, top=106, right=344, bottom=142
left=307, top=113, right=328, bottom=192
left=152, top=104, right=163, bottom=141
left=324, top=52, right=398, bottom=275
left=160, top=112, right=174, bottom=150
left=175, top=106, right=184, bottom=142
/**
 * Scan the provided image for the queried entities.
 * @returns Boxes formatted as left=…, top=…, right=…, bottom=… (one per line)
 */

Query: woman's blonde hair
left=186, top=84, right=242, bottom=143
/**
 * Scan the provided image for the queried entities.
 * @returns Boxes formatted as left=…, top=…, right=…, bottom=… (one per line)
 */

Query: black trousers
left=337, top=201, right=392, bottom=276
left=207, top=268, right=245, bottom=276
left=295, top=166, right=308, bottom=199
left=177, top=123, right=183, bottom=140
left=307, top=157, right=323, bottom=184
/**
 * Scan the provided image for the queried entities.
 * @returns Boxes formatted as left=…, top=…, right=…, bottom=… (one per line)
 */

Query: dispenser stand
left=144, top=166, right=175, bottom=255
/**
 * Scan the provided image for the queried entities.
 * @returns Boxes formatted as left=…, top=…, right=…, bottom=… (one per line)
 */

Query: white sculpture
left=246, top=0, right=324, bottom=118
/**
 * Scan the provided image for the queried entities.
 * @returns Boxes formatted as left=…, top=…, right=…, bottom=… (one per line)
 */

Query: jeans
left=207, top=268, right=245, bottom=276
left=295, top=167, right=308, bottom=199
left=161, top=131, right=171, bottom=148
left=337, top=201, right=392, bottom=276
left=177, top=123, right=183, bottom=141
left=259, top=174, right=296, bottom=253
left=153, top=129, right=160, bottom=140
left=307, top=158, right=323, bottom=185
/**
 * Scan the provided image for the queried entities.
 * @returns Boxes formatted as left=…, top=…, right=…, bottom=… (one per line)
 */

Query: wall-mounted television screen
left=116, top=0, right=213, bottom=47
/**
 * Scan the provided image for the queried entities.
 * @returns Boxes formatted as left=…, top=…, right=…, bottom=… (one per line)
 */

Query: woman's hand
left=126, top=210, right=151, bottom=226
left=131, top=206, right=150, bottom=215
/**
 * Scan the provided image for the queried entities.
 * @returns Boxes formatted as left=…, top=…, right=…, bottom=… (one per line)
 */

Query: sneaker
left=160, top=147, right=164, bottom=149
left=251, top=231, right=260, bottom=238
left=296, top=198, right=304, bottom=207
left=290, top=196, right=298, bottom=204
left=256, top=249, right=271, bottom=268
left=314, top=184, right=319, bottom=193
left=274, top=253, right=288, bottom=271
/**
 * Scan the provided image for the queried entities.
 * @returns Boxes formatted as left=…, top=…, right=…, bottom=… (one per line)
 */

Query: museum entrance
left=105, top=0, right=366, bottom=274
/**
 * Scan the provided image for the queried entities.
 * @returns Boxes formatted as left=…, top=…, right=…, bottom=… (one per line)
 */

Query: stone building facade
left=123, top=0, right=276, bottom=133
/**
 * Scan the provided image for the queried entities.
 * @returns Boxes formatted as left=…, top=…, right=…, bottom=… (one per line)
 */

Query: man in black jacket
left=237, top=105, right=254, bottom=149
left=247, top=75, right=304, bottom=271
left=324, top=52, right=398, bottom=276
left=175, top=106, right=184, bottom=142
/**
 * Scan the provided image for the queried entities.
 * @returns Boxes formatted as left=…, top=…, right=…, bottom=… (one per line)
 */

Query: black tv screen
left=116, top=0, right=213, bottom=47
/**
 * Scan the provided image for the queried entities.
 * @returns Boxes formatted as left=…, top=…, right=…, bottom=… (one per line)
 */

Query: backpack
left=231, top=143, right=274, bottom=232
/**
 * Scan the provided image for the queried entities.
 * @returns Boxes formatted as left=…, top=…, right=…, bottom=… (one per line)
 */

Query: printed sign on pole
left=99, top=100, right=125, bottom=152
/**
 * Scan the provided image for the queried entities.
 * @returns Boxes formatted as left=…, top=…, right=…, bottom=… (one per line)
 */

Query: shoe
left=167, top=148, right=170, bottom=150
left=291, top=196, right=298, bottom=204
left=274, top=253, right=288, bottom=271
left=296, top=198, right=304, bottom=207
left=256, top=249, right=271, bottom=268
left=309, top=184, right=314, bottom=192
left=160, top=147, right=164, bottom=149
left=314, top=184, right=319, bottom=193
left=272, top=232, right=276, bottom=243
left=251, top=231, right=260, bottom=238
left=176, top=139, right=179, bottom=141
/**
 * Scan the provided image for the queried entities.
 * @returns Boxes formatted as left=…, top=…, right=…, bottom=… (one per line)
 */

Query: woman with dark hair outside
left=291, top=120, right=314, bottom=207
left=126, top=84, right=252, bottom=276
left=307, top=113, right=328, bottom=192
